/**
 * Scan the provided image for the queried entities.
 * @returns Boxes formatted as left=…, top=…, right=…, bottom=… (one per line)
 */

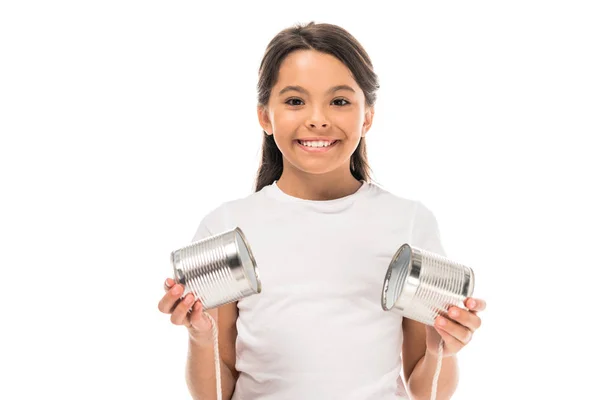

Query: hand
left=157, top=278, right=218, bottom=346
left=425, top=297, right=486, bottom=357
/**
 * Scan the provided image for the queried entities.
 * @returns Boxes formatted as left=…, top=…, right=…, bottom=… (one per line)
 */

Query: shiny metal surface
left=171, top=227, right=261, bottom=310
left=381, top=243, right=474, bottom=326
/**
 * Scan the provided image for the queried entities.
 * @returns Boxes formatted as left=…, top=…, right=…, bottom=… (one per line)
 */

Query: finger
left=465, top=297, right=486, bottom=312
left=157, top=284, right=184, bottom=313
left=435, top=316, right=472, bottom=345
left=164, top=278, right=175, bottom=292
left=170, top=293, right=196, bottom=325
left=447, top=306, right=482, bottom=332
left=434, top=326, right=464, bottom=354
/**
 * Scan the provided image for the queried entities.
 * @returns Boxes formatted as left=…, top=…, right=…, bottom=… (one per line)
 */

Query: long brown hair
left=254, top=21, right=380, bottom=192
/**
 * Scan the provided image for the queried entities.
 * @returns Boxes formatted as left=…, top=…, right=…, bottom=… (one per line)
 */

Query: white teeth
left=299, top=140, right=336, bottom=148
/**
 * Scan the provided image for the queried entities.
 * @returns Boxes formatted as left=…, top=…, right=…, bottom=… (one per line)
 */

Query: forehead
left=275, top=50, right=359, bottom=92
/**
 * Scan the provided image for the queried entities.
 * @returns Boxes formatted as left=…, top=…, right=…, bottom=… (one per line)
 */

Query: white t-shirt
left=191, top=180, right=446, bottom=400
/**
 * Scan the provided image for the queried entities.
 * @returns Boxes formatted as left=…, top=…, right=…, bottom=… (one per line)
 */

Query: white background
left=1, top=1, right=598, bottom=399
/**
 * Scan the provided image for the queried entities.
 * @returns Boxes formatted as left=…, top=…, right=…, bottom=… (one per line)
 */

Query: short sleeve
left=411, top=201, right=446, bottom=257
left=189, top=203, right=228, bottom=243
left=190, top=218, right=213, bottom=243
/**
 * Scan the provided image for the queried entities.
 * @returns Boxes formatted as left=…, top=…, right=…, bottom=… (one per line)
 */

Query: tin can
left=381, top=243, right=475, bottom=326
left=171, top=227, right=261, bottom=310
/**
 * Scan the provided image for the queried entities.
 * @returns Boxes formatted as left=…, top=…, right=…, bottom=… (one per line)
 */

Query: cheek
left=282, top=113, right=302, bottom=127
left=273, top=111, right=303, bottom=133
left=331, top=113, right=363, bottom=135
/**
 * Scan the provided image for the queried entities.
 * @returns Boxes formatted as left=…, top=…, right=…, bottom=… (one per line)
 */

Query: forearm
left=407, top=351, right=459, bottom=400
left=185, top=337, right=237, bottom=400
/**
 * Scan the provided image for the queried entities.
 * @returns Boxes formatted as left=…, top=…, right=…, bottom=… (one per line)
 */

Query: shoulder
left=366, top=180, right=445, bottom=252
left=365, top=180, right=433, bottom=217
left=190, top=188, right=269, bottom=242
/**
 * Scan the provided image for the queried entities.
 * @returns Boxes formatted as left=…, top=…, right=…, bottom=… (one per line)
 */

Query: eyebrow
left=278, top=85, right=356, bottom=96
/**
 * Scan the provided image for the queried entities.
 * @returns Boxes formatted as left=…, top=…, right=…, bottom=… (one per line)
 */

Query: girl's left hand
left=426, top=297, right=486, bottom=357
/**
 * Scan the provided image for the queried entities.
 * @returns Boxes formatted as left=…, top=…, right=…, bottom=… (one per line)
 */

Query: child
left=158, top=21, right=486, bottom=400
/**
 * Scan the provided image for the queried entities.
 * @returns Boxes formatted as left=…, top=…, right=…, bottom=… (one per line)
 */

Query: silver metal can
left=170, top=227, right=261, bottom=310
left=381, top=243, right=475, bottom=326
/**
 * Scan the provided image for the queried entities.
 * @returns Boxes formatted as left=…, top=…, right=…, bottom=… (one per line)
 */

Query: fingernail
left=449, top=308, right=459, bottom=317
left=165, top=278, right=173, bottom=288
left=184, top=294, right=194, bottom=305
left=437, top=317, right=447, bottom=326
left=469, top=300, right=477, bottom=308
left=172, top=285, right=183, bottom=296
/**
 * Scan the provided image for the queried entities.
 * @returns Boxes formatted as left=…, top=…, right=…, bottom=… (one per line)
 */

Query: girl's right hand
left=157, top=278, right=218, bottom=346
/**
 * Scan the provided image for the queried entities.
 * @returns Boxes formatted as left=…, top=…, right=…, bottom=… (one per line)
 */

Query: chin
left=287, top=159, right=347, bottom=176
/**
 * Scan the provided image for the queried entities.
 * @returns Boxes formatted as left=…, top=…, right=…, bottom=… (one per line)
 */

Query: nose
left=309, top=122, right=328, bottom=129
left=306, top=108, right=330, bottom=130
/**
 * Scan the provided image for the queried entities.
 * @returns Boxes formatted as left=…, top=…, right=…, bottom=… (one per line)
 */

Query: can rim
left=233, top=227, right=262, bottom=294
left=170, top=250, right=184, bottom=285
left=465, top=266, right=475, bottom=298
left=381, top=243, right=417, bottom=311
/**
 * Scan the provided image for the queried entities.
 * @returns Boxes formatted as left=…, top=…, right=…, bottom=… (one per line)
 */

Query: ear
left=361, top=106, right=374, bottom=137
left=257, top=106, right=273, bottom=135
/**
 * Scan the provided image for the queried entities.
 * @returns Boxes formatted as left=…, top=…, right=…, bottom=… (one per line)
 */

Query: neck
left=276, top=164, right=363, bottom=201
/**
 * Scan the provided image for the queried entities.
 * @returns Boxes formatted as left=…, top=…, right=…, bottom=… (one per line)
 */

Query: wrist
left=425, top=346, right=456, bottom=360
left=187, top=329, right=215, bottom=348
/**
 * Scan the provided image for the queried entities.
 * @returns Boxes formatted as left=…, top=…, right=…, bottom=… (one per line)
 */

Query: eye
left=332, top=98, right=350, bottom=106
left=285, top=98, right=304, bottom=106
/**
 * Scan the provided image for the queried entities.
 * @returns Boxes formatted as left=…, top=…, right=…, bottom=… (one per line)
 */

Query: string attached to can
left=381, top=243, right=475, bottom=400
left=171, top=227, right=261, bottom=400
left=430, top=339, right=444, bottom=400
left=204, top=312, right=222, bottom=400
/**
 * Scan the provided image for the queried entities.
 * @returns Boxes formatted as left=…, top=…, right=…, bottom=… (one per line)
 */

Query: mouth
left=296, top=139, right=339, bottom=152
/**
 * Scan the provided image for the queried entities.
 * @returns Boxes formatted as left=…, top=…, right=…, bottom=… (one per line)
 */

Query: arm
left=402, top=318, right=459, bottom=400
left=185, top=302, right=239, bottom=400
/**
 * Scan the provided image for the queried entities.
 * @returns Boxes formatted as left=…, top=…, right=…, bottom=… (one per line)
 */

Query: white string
left=429, top=338, right=444, bottom=400
left=203, top=312, right=222, bottom=400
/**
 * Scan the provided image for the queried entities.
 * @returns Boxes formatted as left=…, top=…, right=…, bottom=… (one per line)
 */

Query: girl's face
left=258, top=50, right=374, bottom=177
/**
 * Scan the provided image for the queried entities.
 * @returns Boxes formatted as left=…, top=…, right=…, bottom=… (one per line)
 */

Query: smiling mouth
left=296, top=139, right=339, bottom=148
